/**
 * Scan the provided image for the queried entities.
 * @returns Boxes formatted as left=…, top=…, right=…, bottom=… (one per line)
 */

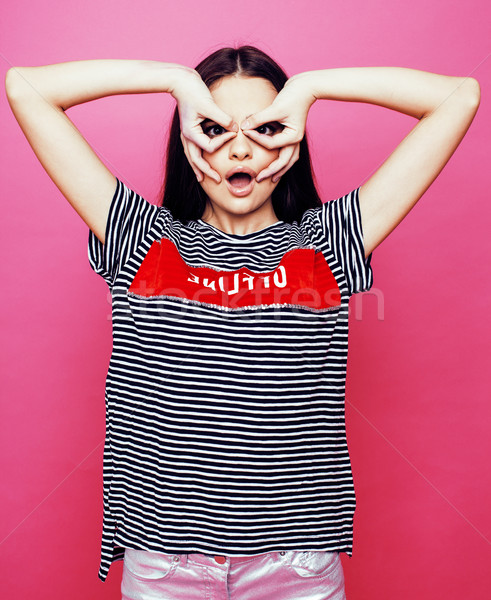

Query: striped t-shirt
left=89, top=179, right=373, bottom=581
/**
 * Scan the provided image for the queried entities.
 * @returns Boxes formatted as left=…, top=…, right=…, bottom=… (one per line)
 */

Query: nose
left=228, top=129, right=253, bottom=161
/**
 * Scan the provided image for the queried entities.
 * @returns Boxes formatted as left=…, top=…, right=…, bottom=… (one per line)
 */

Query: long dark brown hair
left=161, top=46, right=322, bottom=222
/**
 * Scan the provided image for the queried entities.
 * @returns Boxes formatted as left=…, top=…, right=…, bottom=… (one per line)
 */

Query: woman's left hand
left=240, top=75, right=316, bottom=181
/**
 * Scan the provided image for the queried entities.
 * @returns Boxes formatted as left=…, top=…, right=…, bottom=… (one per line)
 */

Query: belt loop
left=178, top=554, right=187, bottom=567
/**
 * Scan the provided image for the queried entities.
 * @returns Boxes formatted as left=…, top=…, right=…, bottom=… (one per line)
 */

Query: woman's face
left=198, top=75, right=282, bottom=232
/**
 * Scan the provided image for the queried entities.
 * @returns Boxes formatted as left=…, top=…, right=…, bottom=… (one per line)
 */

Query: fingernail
left=241, top=120, right=250, bottom=130
left=231, top=122, right=239, bottom=132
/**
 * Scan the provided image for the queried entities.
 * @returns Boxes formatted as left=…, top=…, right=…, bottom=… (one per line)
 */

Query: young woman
left=6, top=46, right=480, bottom=600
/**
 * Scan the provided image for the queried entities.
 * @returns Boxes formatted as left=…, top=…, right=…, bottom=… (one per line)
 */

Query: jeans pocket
left=123, top=549, right=179, bottom=582
left=288, top=551, right=342, bottom=580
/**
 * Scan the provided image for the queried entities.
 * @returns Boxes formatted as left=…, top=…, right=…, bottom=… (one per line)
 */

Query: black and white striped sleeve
left=320, top=188, right=373, bottom=296
left=88, top=179, right=160, bottom=286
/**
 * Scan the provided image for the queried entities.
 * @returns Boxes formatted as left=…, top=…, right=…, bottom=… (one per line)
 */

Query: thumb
left=240, top=105, right=282, bottom=131
left=203, top=100, right=238, bottom=131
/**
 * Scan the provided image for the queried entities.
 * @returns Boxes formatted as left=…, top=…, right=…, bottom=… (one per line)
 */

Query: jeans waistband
left=186, top=551, right=283, bottom=568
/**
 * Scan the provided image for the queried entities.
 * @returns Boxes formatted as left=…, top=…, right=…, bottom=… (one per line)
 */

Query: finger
left=191, top=129, right=237, bottom=153
left=272, top=144, right=300, bottom=182
left=256, top=145, right=298, bottom=182
left=186, top=139, right=221, bottom=183
left=256, top=147, right=294, bottom=182
left=242, top=128, right=299, bottom=149
left=204, top=130, right=237, bottom=152
left=201, top=100, right=238, bottom=132
left=240, top=105, right=283, bottom=131
left=181, top=135, right=204, bottom=182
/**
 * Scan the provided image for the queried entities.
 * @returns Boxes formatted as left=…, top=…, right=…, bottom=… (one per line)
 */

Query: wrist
left=166, top=66, right=202, bottom=100
left=285, top=72, right=318, bottom=108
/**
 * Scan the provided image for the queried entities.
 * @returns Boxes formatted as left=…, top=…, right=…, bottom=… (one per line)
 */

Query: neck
left=201, top=203, right=280, bottom=236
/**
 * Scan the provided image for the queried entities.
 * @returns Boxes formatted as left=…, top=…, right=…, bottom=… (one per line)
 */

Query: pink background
left=1, top=1, right=490, bottom=598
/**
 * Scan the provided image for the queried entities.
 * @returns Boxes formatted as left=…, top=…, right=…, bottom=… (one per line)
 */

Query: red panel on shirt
left=128, top=238, right=341, bottom=311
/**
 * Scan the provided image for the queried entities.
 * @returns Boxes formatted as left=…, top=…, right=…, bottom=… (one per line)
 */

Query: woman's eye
left=202, top=123, right=226, bottom=138
left=255, top=122, right=282, bottom=136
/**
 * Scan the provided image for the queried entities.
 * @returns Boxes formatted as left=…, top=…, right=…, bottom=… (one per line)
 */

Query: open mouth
left=225, top=168, right=256, bottom=197
left=227, top=172, right=253, bottom=189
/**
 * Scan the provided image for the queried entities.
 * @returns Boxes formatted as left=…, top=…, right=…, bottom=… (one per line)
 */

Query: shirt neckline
left=197, top=218, right=285, bottom=240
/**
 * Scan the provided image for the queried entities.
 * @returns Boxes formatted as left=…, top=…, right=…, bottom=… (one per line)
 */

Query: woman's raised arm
left=242, top=67, right=480, bottom=256
left=5, top=60, right=237, bottom=242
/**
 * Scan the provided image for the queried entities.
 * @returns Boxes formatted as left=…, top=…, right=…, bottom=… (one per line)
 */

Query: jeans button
left=214, top=555, right=227, bottom=564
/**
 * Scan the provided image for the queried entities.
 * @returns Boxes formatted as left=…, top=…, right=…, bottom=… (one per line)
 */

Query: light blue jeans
left=121, top=548, right=346, bottom=600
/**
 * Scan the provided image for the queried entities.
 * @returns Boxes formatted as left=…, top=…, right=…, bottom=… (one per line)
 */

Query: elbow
left=460, top=77, right=481, bottom=112
left=5, top=67, right=29, bottom=105
left=443, top=77, right=481, bottom=124
left=6, top=66, right=60, bottom=111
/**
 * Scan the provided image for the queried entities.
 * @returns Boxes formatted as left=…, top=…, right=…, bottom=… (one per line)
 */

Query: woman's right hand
left=170, top=69, right=238, bottom=182
left=5, top=60, right=238, bottom=243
